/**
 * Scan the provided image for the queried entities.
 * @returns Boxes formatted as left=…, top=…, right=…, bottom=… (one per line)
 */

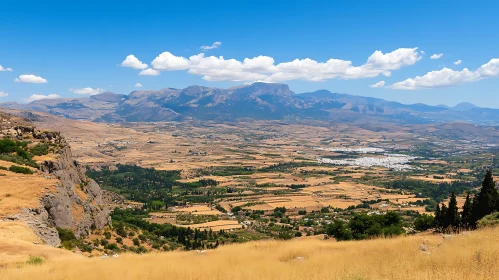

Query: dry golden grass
left=0, top=221, right=78, bottom=267
left=0, top=162, right=58, bottom=218
left=2, top=226, right=499, bottom=280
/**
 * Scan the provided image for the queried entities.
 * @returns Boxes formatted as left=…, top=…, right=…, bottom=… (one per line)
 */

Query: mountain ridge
left=1, top=83, right=498, bottom=124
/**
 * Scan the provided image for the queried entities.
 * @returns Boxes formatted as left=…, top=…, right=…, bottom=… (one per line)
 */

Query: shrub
left=100, top=239, right=109, bottom=246
left=414, top=214, right=435, bottom=231
left=104, top=231, right=112, bottom=239
left=30, top=143, right=50, bottom=156
left=105, top=243, right=119, bottom=251
left=57, top=227, right=77, bottom=250
left=477, top=212, right=499, bottom=229
left=26, top=256, right=44, bottom=265
left=133, top=237, right=140, bottom=246
left=8, top=165, right=33, bottom=174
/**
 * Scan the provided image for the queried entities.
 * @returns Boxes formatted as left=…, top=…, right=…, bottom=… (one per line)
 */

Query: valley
left=6, top=110, right=497, bottom=247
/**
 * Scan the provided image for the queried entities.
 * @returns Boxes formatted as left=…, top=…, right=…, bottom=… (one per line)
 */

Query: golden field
left=2, top=226, right=498, bottom=280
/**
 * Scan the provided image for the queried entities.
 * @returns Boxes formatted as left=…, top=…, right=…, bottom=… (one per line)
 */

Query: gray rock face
left=7, top=207, right=61, bottom=247
left=39, top=145, right=111, bottom=239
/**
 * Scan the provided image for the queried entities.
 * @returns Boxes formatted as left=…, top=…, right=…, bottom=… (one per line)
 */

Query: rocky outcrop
left=1, top=114, right=110, bottom=246
left=39, top=145, right=111, bottom=239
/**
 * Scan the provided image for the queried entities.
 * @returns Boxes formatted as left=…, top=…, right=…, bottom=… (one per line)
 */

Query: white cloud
left=370, top=81, right=385, bottom=88
left=391, top=58, right=499, bottom=90
left=25, top=94, right=60, bottom=103
left=420, top=50, right=426, bottom=55
left=476, top=58, right=499, bottom=77
left=200, top=41, right=222, bottom=51
left=70, top=87, right=104, bottom=95
left=0, top=65, right=13, bottom=72
left=14, top=74, right=47, bottom=83
left=145, top=47, right=422, bottom=82
left=139, top=68, right=160, bottom=76
left=454, top=60, right=462, bottom=65
left=135, top=83, right=142, bottom=88
left=430, top=53, right=443, bottom=60
left=121, top=54, right=148, bottom=69
left=151, top=52, right=190, bottom=71
left=0, top=91, right=8, bottom=97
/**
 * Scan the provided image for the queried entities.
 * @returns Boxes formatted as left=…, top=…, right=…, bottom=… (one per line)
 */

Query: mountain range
left=2, top=83, right=498, bottom=125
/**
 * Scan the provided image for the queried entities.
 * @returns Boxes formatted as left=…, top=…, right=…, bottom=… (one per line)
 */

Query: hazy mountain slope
left=2, top=83, right=498, bottom=124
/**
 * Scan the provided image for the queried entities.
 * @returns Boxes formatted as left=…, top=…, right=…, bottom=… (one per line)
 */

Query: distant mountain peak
left=451, top=102, right=477, bottom=111
left=234, top=82, right=294, bottom=97
left=90, top=92, right=126, bottom=102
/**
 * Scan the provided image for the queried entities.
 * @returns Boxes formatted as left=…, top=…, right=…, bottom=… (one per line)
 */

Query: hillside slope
left=2, top=226, right=498, bottom=280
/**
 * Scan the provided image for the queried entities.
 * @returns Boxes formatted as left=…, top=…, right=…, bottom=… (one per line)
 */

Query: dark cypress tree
left=440, top=204, right=449, bottom=228
left=471, top=170, right=499, bottom=226
left=446, top=192, right=460, bottom=228
left=434, top=203, right=442, bottom=228
left=461, top=192, right=473, bottom=229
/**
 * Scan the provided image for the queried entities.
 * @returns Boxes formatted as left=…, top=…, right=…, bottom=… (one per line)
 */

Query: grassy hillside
left=2, top=226, right=498, bottom=280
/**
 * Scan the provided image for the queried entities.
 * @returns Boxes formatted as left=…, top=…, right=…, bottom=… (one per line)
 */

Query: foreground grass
left=2, top=226, right=499, bottom=280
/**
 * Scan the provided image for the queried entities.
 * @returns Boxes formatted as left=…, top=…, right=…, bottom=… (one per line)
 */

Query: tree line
left=415, top=170, right=499, bottom=231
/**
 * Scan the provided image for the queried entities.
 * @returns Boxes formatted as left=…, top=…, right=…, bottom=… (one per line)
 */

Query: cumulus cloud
left=25, top=94, right=60, bottom=103
left=135, top=83, right=142, bottom=88
left=200, top=41, right=222, bottom=51
left=151, top=52, right=190, bottom=71
left=391, top=58, right=499, bottom=90
left=0, top=65, right=13, bottom=72
left=143, top=47, right=422, bottom=82
left=0, top=91, right=8, bottom=97
left=14, top=74, right=47, bottom=83
left=121, top=54, right=148, bottom=69
left=70, top=87, right=104, bottom=95
left=370, top=81, right=385, bottom=88
left=139, top=68, right=160, bottom=76
left=454, top=60, right=462, bottom=65
left=430, top=53, right=443, bottom=60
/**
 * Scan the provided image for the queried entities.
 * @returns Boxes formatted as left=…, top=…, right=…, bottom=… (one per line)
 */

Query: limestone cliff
left=1, top=112, right=110, bottom=246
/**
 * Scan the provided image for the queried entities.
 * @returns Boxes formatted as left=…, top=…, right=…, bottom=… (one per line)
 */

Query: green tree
left=440, top=204, right=449, bottom=227
left=326, top=220, right=353, bottom=241
left=471, top=170, right=499, bottom=226
left=446, top=192, right=460, bottom=228
left=414, top=214, right=435, bottom=231
left=460, top=192, right=473, bottom=229
left=434, top=203, right=442, bottom=228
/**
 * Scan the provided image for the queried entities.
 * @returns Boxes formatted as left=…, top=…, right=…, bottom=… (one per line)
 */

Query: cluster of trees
left=433, top=170, right=499, bottom=231
left=259, top=161, right=317, bottom=173
left=326, top=212, right=404, bottom=241
left=197, top=166, right=255, bottom=176
left=111, top=208, right=234, bottom=250
left=0, top=138, right=50, bottom=168
left=86, top=164, right=223, bottom=207
left=385, top=179, right=476, bottom=202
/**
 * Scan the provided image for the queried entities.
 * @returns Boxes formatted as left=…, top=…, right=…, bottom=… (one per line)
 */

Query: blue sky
left=1, top=0, right=498, bottom=107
